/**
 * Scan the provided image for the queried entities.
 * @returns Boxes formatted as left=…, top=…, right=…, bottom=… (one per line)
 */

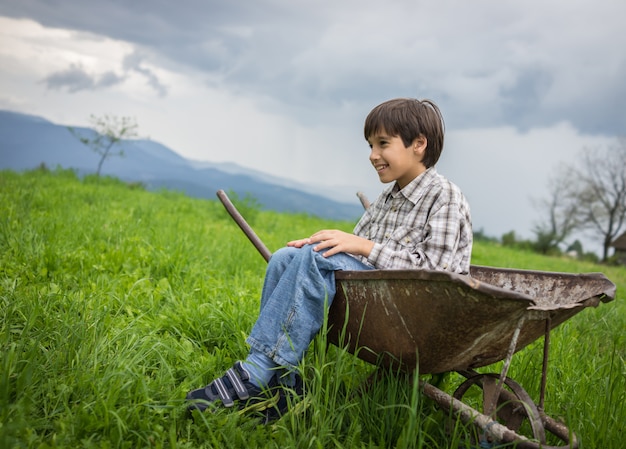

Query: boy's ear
left=412, top=135, right=427, bottom=156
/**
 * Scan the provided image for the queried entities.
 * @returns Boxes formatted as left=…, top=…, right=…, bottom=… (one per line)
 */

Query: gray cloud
left=41, top=55, right=167, bottom=96
left=42, top=64, right=97, bottom=92
left=123, top=52, right=168, bottom=97
left=42, top=64, right=125, bottom=92
left=500, top=69, right=555, bottom=131
left=4, top=0, right=626, bottom=135
left=97, top=71, right=125, bottom=89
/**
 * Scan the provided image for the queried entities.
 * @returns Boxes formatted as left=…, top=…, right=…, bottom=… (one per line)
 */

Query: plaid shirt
left=353, top=168, right=472, bottom=274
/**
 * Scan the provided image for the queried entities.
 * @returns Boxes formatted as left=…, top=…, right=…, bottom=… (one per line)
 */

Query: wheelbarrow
left=216, top=190, right=616, bottom=448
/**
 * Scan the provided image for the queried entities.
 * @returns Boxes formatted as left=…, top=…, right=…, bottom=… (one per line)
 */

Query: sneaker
left=260, top=372, right=305, bottom=423
left=186, top=361, right=278, bottom=413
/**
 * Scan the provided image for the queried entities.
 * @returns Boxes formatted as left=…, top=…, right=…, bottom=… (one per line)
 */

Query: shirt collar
left=386, top=167, right=438, bottom=205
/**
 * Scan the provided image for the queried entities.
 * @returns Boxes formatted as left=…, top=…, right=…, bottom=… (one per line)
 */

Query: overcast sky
left=1, top=0, right=624, bottom=252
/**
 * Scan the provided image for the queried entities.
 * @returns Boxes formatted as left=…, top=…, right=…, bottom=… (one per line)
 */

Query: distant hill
left=0, top=110, right=363, bottom=221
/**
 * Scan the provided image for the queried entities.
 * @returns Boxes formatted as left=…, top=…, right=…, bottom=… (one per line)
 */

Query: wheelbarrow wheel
left=453, top=372, right=547, bottom=445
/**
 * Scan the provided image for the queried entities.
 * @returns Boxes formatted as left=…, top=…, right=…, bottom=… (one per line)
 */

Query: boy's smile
left=368, top=132, right=427, bottom=189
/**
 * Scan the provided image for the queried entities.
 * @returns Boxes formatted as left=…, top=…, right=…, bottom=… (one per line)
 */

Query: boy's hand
left=287, top=230, right=374, bottom=258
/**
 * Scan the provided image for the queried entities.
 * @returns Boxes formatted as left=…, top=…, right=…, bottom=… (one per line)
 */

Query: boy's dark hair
left=364, top=98, right=445, bottom=168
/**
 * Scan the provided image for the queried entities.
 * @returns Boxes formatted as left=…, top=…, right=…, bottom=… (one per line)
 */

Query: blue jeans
left=246, top=245, right=373, bottom=368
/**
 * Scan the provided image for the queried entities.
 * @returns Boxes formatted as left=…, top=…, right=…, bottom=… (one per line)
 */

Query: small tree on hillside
left=69, top=114, right=138, bottom=176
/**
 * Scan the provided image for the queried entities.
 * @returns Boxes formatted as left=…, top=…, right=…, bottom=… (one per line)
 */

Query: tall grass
left=1, top=168, right=624, bottom=448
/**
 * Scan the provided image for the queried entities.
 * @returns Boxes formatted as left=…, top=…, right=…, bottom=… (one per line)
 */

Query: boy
left=187, top=98, right=472, bottom=418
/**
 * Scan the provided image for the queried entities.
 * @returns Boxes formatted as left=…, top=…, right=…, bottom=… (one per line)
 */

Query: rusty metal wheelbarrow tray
left=215, top=189, right=617, bottom=449
left=329, top=266, right=615, bottom=374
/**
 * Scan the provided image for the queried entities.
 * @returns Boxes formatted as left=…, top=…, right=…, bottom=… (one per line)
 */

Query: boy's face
left=367, top=131, right=427, bottom=189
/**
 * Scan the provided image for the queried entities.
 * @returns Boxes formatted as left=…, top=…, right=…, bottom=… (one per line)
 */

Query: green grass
left=1, top=168, right=624, bottom=448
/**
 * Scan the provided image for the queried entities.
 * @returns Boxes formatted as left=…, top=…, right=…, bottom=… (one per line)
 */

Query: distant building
left=610, top=231, right=626, bottom=265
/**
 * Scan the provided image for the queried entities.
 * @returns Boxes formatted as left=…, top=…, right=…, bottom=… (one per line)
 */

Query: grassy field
left=1, top=168, right=624, bottom=448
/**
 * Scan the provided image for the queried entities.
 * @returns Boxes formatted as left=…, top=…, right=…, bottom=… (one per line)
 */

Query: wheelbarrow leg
left=539, top=316, right=551, bottom=410
left=484, top=315, right=525, bottom=417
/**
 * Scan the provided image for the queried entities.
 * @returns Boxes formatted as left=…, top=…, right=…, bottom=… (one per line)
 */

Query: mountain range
left=0, top=110, right=364, bottom=221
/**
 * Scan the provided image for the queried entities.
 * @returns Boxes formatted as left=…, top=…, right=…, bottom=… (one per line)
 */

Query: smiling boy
left=187, top=98, right=473, bottom=419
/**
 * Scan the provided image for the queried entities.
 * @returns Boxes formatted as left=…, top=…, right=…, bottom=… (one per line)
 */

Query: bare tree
left=532, top=166, right=580, bottom=254
left=69, top=114, right=138, bottom=176
left=570, top=137, right=626, bottom=261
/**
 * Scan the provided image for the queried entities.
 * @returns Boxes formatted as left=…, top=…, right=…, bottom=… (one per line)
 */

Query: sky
left=1, top=0, right=624, bottom=253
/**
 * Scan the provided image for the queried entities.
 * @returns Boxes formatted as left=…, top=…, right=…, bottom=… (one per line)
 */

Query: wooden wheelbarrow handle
left=216, top=189, right=272, bottom=263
